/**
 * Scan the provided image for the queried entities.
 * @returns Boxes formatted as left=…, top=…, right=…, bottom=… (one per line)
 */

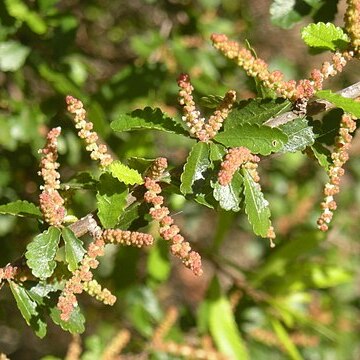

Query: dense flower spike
left=152, top=307, right=229, bottom=360
left=145, top=157, right=168, bottom=180
left=101, top=330, right=131, bottom=359
left=317, top=112, right=357, bottom=231
left=83, top=279, right=116, bottom=305
left=102, top=229, right=154, bottom=247
left=38, top=127, right=66, bottom=226
left=218, top=146, right=260, bottom=186
left=0, top=265, right=18, bottom=287
left=144, top=159, right=203, bottom=276
left=211, top=34, right=353, bottom=102
left=177, top=73, right=236, bottom=141
left=344, top=0, right=360, bottom=52
left=65, top=335, right=81, bottom=360
left=66, top=95, right=113, bottom=167
left=57, top=226, right=154, bottom=321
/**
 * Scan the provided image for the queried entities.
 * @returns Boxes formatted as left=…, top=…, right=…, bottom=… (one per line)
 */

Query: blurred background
left=1, top=0, right=360, bottom=359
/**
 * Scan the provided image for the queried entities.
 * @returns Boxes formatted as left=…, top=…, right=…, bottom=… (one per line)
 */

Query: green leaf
left=270, top=0, right=303, bottom=29
left=61, top=227, right=86, bottom=272
left=0, top=200, right=42, bottom=218
left=180, top=142, right=210, bottom=195
left=4, top=0, right=47, bottom=34
left=271, top=319, right=303, bottom=360
left=0, top=41, right=30, bottom=72
left=212, top=172, right=243, bottom=212
left=96, top=173, right=128, bottom=229
left=279, top=118, right=315, bottom=152
left=9, top=281, right=47, bottom=338
left=107, top=160, right=143, bottom=185
left=225, top=98, right=291, bottom=129
left=316, top=90, right=360, bottom=118
left=111, top=107, right=188, bottom=136
left=25, top=227, right=61, bottom=280
left=301, top=22, right=350, bottom=51
left=310, top=142, right=332, bottom=171
left=50, top=305, right=85, bottom=334
left=242, top=169, right=271, bottom=237
left=208, top=279, right=249, bottom=360
left=214, top=123, right=288, bottom=155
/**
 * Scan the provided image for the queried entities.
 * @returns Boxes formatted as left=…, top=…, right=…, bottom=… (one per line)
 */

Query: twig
left=264, top=80, right=360, bottom=128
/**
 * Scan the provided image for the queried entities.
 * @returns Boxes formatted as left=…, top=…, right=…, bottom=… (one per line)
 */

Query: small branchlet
left=66, top=95, right=113, bottom=168
left=177, top=73, right=236, bottom=141
left=38, top=127, right=66, bottom=226
left=317, top=112, right=357, bottom=231
left=144, top=158, right=203, bottom=276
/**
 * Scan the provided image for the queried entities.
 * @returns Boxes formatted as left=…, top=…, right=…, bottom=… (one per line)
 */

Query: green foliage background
left=1, top=0, right=360, bottom=359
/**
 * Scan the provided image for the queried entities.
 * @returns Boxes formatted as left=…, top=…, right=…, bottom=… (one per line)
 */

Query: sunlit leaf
left=61, top=227, right=86, bottom=272
left=301, top=22, right=350, bottom=51
left=25, top=227, right=61, bottom=280
left=0, top=200, right=42, bottom=218
left=180, top=142, right=210, bottom=195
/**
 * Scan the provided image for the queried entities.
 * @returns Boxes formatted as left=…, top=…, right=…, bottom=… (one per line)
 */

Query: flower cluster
left=344, top=0, right=360, bottom=52
left=0, top=264, right=18, bottom=287
left=102, top=228, right=154, bottom=247
left=218, top=146, right=260, bottom=186
left=144, top=159, right=203, bottom=276
left=66, top=95, right=113, bottom=168
left=57, top=234, right=108, bottom=321
left=38, top=127, right=66, bottom=227
left=152, top=307, right=229, bottom=360
left=211, top=34, right=353, bottom=102
left=101, top=330, right=131, bottom=359
left=317, top=112, right=357, bottom=231
left=83, top=279, right=116, bottom=305
left=177, top=73, right=236, bottom=141
left=57, top=226, right=154, bottom=321
left=65, top=335, right=81, bottom=360
left=145, top=157, right=169, bottom=180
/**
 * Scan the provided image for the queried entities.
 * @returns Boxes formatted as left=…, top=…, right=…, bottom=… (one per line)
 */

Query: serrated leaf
left=214, top=123, right=288, bottom=155
left=180, top=142, right=210, bottom=195
left=212, top=173, right=243, bottom=212
left=243, top=169, right=271, bottom=237
left=279, top=118, right=315, bottom=152
left=107, top=160, right=143, bottom=185
left=301, top=22, right=350, bottom=51
left=50, top=304, right=85, bottom=334
left=96, top=173, right=128, bottom=229
left=209, top=142, right=227, bottom=162
left=9, top=281, right=47, bottom=338
left=208, top=280, right=249, bottom=360
left=61, top=227, right=86, bottom=272
left=224, top=98, right=291, bottom=129
left=311, top=142, right=332, bottom=171
left=111, top=107, right=188, bottom=136
left=0, top=200, right=42, bottom=218
left=25, top=227, right=61, bottom=280
left=316, top=90, right=360, bottom=118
